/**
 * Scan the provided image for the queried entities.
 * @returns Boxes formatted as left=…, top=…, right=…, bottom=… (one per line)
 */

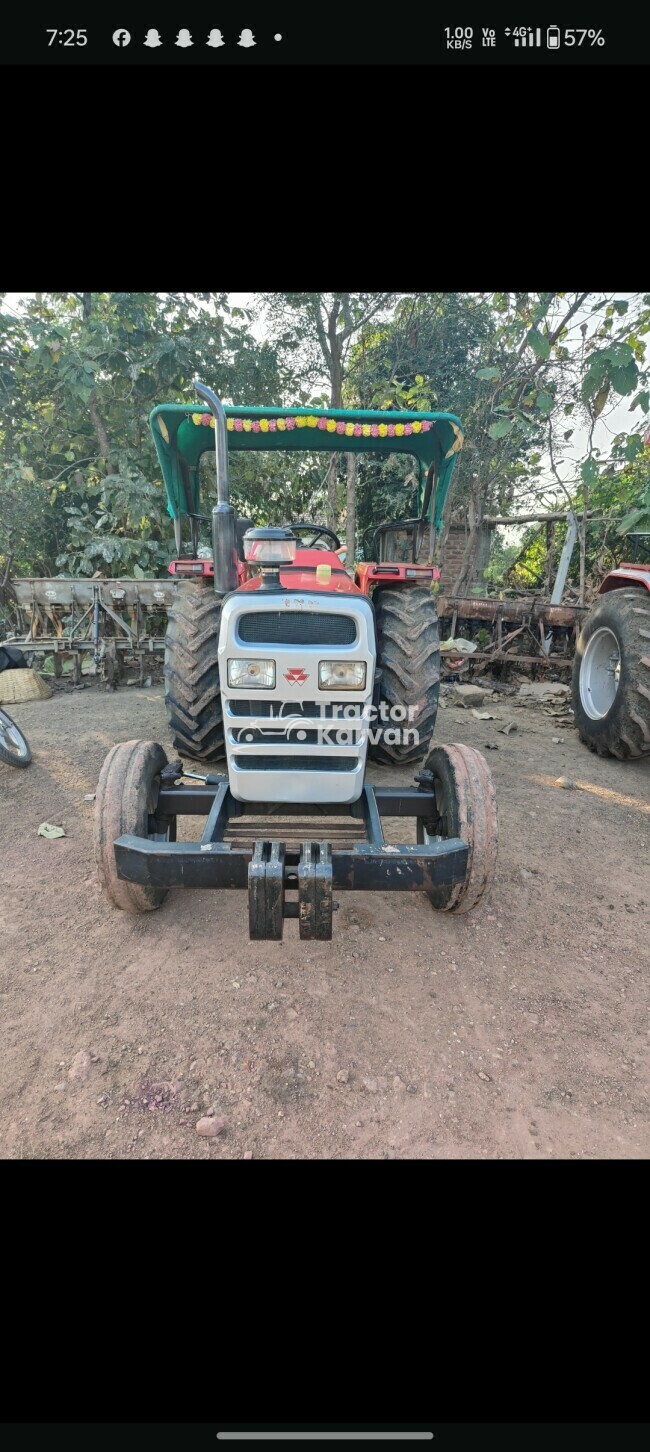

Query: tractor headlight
left=227, top=658, right=275, bottom=689
left=318, top=661, right=366, bottom=691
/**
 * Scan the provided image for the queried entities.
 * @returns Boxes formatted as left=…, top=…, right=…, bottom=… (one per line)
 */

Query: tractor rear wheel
left=369, top=585, right=440, bottom=766
left=572, top=590, right=650, bottom=759
left=417, top=743, right=498, bottom=913
left=164, top=583, right=225, bottom=764
left=94, top=739, right=176, bottom=913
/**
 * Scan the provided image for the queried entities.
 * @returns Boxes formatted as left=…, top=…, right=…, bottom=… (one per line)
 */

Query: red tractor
left=572, top=533, right=650, bottom=758
left=92, top=382, right=498, bottom=940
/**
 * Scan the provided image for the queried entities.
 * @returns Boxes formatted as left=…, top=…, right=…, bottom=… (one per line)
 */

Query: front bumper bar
left=114, top=781, right=468, bottom=940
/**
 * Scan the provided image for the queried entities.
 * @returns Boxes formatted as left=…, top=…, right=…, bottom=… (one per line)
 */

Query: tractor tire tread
left=369, top=585, right=440, bottom=766
left=572, top=590, right=650, bottom=759
left=164, top=584, right=225, bottom=764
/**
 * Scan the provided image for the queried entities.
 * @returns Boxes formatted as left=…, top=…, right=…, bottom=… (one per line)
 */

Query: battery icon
left=547, top=25, right=561, bottom=48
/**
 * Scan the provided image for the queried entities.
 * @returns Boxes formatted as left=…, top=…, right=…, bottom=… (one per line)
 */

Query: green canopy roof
left=149, top=402, right=464, bottom=531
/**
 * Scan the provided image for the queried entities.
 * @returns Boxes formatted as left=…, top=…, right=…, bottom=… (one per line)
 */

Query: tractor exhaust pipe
left=193, top=380, right=238, bottom=596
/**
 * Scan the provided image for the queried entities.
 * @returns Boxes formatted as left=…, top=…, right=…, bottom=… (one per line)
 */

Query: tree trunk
left=325, top=454, right=339, bottom=531
left=326, top=334, right=344, bottom=532
left=451, top=474, right=483, bottom=596
left=579, top=486, right=589, bottom=605
left=544, top=520, right=556, bottom=595
left=345, top=452, right=358, bottom=575
left=89, top=392, right=117, bottom=475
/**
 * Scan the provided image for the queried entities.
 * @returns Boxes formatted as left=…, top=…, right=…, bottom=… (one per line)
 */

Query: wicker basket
left=0, top=668, right=53, bottom=704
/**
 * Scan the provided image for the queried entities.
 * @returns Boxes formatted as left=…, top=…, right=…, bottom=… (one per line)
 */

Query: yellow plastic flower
left=192, top=412, right=202, bottom=426
left=307, top=415, right=318, bottom=428
left=326, top=418, right=337, bottom=433
left=277, top=418, right=286, bottom=431
left=209, top=417, right=215, bottom=428
left=378, top=423, right=388, bottom=437
left=394, top=423, right=404, bottom=437
left=243, top=419, right=252, bottom=432
left=362, top=424, right=371, bottom=437
left=260, top=418, right=269, bottom=432
left=295, top=416, right=307, bottom=428
left=412, top=420, right=422, bottom=433
left=226, top=418, right=234, bottom=430
left=345, top=421, right=354, bottom=436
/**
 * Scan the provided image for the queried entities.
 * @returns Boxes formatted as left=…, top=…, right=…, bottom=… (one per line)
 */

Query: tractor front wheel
left=572, top=589, right=650, bottom=759
left=417, top=743, right=498, bottom=913
left=94, top=739, right=176, bottom=913
left=164, top=583, right=225, bottom=764
left=369, top=584, right=440, bottom=766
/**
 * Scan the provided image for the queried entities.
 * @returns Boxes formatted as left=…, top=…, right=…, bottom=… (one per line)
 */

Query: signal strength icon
left=505, top=26, right=542, bottom=46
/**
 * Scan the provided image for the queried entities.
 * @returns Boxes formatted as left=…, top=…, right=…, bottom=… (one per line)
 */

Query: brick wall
left=437, top=525, right=468, bottom=593
left=419, top=522, right=495, bottom=594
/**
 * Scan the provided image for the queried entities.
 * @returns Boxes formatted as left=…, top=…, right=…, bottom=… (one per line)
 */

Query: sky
left=4, top=291, right=645, bottom=499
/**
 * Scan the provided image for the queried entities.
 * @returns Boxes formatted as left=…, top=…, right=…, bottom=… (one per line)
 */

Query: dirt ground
left=1, top=679, right=649, bottom=1159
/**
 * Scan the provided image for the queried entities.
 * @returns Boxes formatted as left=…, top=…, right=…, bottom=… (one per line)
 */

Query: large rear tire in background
left=164, top=583, right=225, bottom=764
left=369, top=584, right=440, bottom=766
left=572, top=589, right=650, bottom=760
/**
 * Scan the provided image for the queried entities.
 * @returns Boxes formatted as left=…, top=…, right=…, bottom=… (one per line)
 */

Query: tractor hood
left=149, top=402, right=464, bottom=533
left=237, top=548, right=361, bottom=594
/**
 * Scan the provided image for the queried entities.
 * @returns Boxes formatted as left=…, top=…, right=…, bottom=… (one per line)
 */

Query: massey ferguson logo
left=284, top=667, right=309, bottom=685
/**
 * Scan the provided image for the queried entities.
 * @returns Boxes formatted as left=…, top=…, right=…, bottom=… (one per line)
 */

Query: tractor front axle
left=112, top=778, right=468, bottom=941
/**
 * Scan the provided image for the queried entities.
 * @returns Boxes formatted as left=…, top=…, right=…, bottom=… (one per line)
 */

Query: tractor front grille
left=232, top=726, right=359, bottom=746
left=237, top=611, right=356, bottom=646
left=228, top=699, right=364, bottom=719
left=233, top=755, right=358, bottom=773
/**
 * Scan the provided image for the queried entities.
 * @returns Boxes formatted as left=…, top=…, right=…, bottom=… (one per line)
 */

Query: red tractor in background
left=572, top=533, right=650, bottom=759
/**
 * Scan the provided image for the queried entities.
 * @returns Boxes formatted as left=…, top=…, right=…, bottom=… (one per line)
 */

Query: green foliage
left=199, top=450, right=333, bottom=533
left=55, top=462, right=171, bottom=575
left=615, top=446, right=650, bottom=535
left=475, top=294, right=650, bottom=454
left=526, top=328, right=551, bottom=362
left=3, top=291, right=649, bottom=590
left=488, top=418, right=515, bottom=439
left=346, top=292, right=540, bottom=531
left=482, top=540, right=520, bottom=588
left=0, top=292, right=288, bottom=579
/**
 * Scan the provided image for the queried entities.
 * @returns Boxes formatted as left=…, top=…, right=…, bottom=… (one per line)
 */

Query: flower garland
left=190, top=411, right=434, bottom=437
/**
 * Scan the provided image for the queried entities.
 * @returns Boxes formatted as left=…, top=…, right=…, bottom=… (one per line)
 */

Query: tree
left=0, top=292, right=287, bottom=580
left=472, top=292, right=650, bottom=600
left=259, top=292, right=396, bottom=558
left=346, top=293, right=540, bottom=584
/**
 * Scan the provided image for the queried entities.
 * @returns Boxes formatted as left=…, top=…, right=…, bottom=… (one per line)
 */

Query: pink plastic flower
left=404, top=423, right=413, bottom=435
left=387, top=423, right=395, bottom=437
left=268, top=419, right=277, bottom=431
left=201, top=413, right=211, bottom=426
left=252, top=420, right=260, bottom=432
left=370, top=424, right=379, bottom=437
left=421, top=420, right=432, bottom=432
left=234, top=418, right=243, bottom=432
left=318, top=417, right=327, bottom=429
left=336, top=421, right=346, bottom=434
left=353, top=423, right=362, bottom=436
left=285, top=417, right=296, bottom=430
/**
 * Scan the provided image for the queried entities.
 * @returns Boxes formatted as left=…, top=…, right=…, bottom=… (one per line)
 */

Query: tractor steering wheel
left=285, top=523, right=342, bottom=551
